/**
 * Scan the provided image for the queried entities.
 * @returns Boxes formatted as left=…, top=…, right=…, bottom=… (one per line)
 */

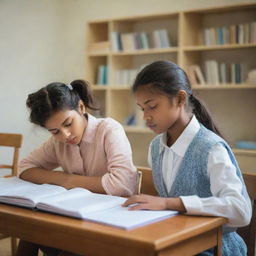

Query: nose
left=143, top=112, right=152, bottom=121
left=61, top=128, right=71, bottom=140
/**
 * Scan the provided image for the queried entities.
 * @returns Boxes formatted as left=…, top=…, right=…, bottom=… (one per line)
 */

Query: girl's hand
left=122, top=194, right=167, bottom=211
left=122, top=194, right=187, bottom=212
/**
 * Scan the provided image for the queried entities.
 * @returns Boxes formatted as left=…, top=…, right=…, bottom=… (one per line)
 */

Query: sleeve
left=101, top=119, right=137, bottom=196
left=18, top=137, right=60, bottom=176
left=180, top=144, right=252, bottom=227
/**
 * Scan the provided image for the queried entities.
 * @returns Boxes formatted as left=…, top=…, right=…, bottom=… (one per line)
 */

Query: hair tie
left=66, top=84, right=73, bottom=90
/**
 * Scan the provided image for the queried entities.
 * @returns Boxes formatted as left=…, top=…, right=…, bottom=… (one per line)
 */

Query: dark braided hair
left=133, top=61, right=223, bottom=137
left=26, top=80, right=98, bottom=127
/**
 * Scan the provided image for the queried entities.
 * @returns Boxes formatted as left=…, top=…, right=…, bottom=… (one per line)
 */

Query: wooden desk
left=0, top=204, right=227, bottom=256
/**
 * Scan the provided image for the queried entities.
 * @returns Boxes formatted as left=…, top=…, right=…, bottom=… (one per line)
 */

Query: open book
left=0, top=177, right=177, bottom=230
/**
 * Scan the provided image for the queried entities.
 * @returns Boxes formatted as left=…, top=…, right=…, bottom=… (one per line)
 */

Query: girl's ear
left=78, top=100, right=86, bottom=115
left=177, top=90, right=187, bottom=106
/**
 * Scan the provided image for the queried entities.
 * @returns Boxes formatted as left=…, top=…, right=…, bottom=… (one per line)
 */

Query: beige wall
left=0, top=0, right=255, bottom=174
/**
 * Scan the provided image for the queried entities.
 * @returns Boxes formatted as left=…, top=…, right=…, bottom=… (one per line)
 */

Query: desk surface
left=0, top=204, right=227, bottom=256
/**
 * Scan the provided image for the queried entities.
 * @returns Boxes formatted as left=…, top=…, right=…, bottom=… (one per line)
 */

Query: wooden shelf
left=233, top=148, right=256, bottom=156
left=92, top=85, right=131, bottom=90
left=91, top=85, right=108, bottom=90
left=88, top=52, right=110, bottom=57
left=93, top=84, right=256, bottom=90
left=183, top=43, right=256, bottom=52
left=124, top=126, right=152, bottom=133
left=112, top=47, right=178, bottom=56
left=192, top=84, right=256, bottom=90
left=87, top=2, right=256, bottom=167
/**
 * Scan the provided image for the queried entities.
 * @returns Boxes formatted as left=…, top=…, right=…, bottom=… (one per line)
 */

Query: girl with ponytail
left=17, top=80, right=137, bottom=256
left=123, top=61, right=251, bottom=256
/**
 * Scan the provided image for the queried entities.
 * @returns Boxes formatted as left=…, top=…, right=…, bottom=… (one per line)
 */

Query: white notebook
left=0, top=177, right=177, bottom=230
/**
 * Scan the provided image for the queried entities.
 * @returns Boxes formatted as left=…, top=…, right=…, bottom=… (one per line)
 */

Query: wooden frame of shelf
left=86, top=2, right=256, bottom=168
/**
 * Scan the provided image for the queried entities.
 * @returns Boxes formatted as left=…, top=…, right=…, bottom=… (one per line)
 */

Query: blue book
left=235, top=141, right=256, bottom=150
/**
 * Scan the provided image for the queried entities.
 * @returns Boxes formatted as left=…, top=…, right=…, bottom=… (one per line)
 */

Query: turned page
left=0, top=177, right=66, bottom=208
left=36, top=188, right=125, bottom=218
left=85, top=205, right=178, bottom=230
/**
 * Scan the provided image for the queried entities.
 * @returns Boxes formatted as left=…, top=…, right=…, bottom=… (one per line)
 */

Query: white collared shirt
left=148, top=116, right=251, bottom=227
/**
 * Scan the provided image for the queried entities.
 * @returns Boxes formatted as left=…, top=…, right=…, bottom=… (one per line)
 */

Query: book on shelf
left=246, top=69, right=256, bottom=85
left=187, top=65, right=205, bottom=85
left=114, top=69, right=137, bottom=85
left=220, top=63, right=228, bottom=84
left=111, top=29, right=172, bottom=52
left=96, top=65, right=108, bottom=85
left=204, top=60, right=247, bottom=85
left=111, top=31, right=122, bottom=51
left=187, top=66, right=197, bottom=86
left=235, top=140, right=256, bottom=150
left=202, top=21, right=256, bottom=46
left=0, top=177, right=177, bottom=230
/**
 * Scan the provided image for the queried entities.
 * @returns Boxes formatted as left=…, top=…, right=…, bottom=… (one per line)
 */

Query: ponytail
left=70, top=80, right=98, bottom=111
left=190, top=95, right=223, bottom=138
left=26, top=79, right=98, bottom=127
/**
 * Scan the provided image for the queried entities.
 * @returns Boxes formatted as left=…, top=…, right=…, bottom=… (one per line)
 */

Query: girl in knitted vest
left=123, top=61, right=251, bottom=256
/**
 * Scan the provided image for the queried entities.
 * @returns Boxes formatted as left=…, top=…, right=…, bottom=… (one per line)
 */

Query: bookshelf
left=86, top=2, right=256, bottom=171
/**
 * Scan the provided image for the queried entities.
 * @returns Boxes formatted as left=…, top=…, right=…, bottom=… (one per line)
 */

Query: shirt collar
left=160, top=115, right=200, bottom=157
left=81, top=113, right=99, bottom=143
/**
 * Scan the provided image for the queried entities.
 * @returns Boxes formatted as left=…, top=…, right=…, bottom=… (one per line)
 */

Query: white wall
left=0, top=0, right=255, bottom=175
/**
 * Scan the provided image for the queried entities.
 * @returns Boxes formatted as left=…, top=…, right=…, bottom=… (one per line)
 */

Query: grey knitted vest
left=151, top=125, right=247, bottom=256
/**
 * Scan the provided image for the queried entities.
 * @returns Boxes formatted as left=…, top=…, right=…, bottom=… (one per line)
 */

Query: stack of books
left=0, top=177, right=177, bottom=230
left=111, top=29, right=172, bottom=52
left=203, top=21, right=256, bottom=46
left=187, top=61, right=246, bottom=86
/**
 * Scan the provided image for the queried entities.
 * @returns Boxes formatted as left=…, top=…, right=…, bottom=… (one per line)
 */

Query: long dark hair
left=26, top=79, right=98, bottom=127
left=133, top=61, right=223, bottom=137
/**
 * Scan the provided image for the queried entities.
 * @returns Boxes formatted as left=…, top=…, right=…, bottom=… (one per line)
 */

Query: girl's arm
left=20, top=168, right=105, bottom=193
left=19, top=137, right=105, bottom=193
left=122, top=194, right=186, bottom=212
left=179, top=145, right=251, bottom=227
left=100, top=119, right=137, bottom=196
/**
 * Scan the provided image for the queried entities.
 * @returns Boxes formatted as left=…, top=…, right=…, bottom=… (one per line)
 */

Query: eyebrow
left=47, top=117, right=71, bottom=132
left=143, top=99, right=154, bottom=104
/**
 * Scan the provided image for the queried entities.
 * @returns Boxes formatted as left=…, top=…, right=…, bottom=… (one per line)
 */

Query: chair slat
left=0, top=133, right=22, bottom=148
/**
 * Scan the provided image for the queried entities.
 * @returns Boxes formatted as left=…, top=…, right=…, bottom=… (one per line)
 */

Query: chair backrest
left=237, top=172, right=256, bottom=256
left=0, top=133, right=23, bottom=177
left=137, top=166, right=158, bottom=196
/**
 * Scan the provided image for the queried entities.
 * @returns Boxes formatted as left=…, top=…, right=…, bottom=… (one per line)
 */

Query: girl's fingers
left=122, top=195, right=146, bottom=207
left=127, top=203, right=150, bottom=211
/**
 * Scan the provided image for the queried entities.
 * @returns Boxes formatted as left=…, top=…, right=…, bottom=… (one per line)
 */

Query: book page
left=0, top=177, right=32, bottom=193
left=37, top=189, right=125, bottom=218
left=85, top=205, right=178, bottom=230
left=0, top=177, right=66, bottom=208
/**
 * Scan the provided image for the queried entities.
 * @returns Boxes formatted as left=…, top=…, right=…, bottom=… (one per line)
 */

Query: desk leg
left=214, top=227, right=222, bottom=256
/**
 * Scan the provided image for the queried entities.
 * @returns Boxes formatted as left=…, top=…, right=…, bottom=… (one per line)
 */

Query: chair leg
left=11, top=237, right=17, bottom=256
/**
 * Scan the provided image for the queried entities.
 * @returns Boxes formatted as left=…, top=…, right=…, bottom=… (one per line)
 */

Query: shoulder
left=194, top=125, right=227, bottom=150
left=42, top=135, right=58, bottom=149
left=99, top=117, right=123, bottom=129
left=96, top=117, right=125, bottom=135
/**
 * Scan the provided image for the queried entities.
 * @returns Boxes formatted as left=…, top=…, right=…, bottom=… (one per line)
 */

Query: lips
left=67, top=137, right=77, bottom=144
left=146, top=123, right=156, bottom=129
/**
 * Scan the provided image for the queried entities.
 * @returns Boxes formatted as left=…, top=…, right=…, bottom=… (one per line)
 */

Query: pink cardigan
left=19, top=114, right=137, bottom=196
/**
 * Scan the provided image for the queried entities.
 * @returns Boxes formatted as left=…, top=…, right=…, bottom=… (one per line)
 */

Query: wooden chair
left=0, top=133, right=23, bottom=256
left=237, top=172, right=256, bottom=256
left=136, top=166, right=157, bottom=196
